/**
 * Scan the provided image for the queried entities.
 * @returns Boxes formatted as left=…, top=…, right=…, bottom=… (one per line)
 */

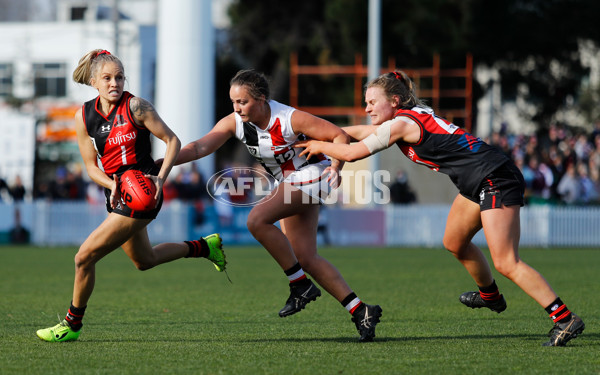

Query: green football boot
left=204, top=233, right=226, bottom=272
left=36, top=320, right=81, bottom=342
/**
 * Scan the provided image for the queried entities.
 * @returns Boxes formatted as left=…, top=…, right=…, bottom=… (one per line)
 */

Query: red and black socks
left=65, top=303, right=86, bottom=332
left=545, top=297, right=572, bottom=324
left=479, top=280, right=502, bottom=301
left=184, top=239, right=209, bottom=258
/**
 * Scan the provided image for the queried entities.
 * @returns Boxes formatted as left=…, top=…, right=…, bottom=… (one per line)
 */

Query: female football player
left=295, top=70, right=584, bottom=347
left=36, top=49, right=226, bottom=342
left=173, top=69, right=382, bottom=342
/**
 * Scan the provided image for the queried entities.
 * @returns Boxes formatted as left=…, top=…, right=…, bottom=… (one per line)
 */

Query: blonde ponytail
left=72, top=49, right=124, bottom=86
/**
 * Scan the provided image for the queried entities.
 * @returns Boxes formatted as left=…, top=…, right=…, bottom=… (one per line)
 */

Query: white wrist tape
left=362, top=120, right=393, bottom=154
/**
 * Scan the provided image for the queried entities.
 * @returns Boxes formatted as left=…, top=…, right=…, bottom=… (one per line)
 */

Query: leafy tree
left=469, top=0, right=600, bottom=128
left=224, top=0, right=600, bottom=131
left=228, top=1, right=326, bottom=100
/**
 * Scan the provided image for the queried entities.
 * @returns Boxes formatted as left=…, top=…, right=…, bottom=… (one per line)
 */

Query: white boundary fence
left=1, top=202, right=599, bottom=247
left=384, top=204, right=600, bottom=248
left=0, top=201, right=189, bottom=246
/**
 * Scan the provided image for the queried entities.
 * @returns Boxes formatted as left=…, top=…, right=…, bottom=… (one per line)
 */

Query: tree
left=226, top=0, right=368, bottom=107
left=224, top=0, right=600, bottom=131
left=469, top=0, right=600, bottom=128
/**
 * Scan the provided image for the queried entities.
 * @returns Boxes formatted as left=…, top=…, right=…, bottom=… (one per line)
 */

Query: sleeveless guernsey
left=233, top=100, right=327, bottom=182
left=82, top=91, right=156, bottom=177
left=394, top=106, right=509, bottom=196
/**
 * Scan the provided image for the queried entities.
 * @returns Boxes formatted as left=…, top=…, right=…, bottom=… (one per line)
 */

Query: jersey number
left=121, top=145, right=128, bottom=165
left=274, top=148, right=294, bottom=164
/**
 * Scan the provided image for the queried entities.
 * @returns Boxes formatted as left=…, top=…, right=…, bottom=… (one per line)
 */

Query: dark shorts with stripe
left=462, top=162, right=525, bottom=211
left=104, top=188, right=163, bottom=219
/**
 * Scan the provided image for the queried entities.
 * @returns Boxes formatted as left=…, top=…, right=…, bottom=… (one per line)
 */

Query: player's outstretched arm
left=295, top=118, right=408, bottom=162
left=295, top=140, right=371, bottom=163
left=176, top=114, right=237, bottom=166
left=342, top=125, right=377, bottom=141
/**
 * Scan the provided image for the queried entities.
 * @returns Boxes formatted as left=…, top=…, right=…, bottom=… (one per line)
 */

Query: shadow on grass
left=242, top=332, right=599, bottom=346
left=70, top=332, right=598, bottom=346
left=241, top=333, right=540, bottom=344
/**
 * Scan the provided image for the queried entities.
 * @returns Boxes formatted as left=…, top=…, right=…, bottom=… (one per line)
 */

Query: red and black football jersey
left=82, top=91, right=156, bottom=176
left=394, top=106, right=509, bottom=197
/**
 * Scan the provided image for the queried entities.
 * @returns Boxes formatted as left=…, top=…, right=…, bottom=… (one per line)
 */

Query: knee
left=246, top=212, right=269, bottom=237
left=133, top=261, right=153, bottom=271
left=74, top=247, right=95, bottom=271
left=131, top=253, right=156, bottom=271
left=246, top=216, right=259, bottom=236
left=296, top=253, right=319, bottom=274
left=443, top=236, right=466, bottom=256
left=492, top=258, right=518, bottom=278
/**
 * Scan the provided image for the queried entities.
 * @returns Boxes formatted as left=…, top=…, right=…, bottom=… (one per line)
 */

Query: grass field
left=0, top=245, right=598, bottom=375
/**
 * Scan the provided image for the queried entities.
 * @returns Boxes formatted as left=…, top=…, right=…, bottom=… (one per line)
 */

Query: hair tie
left=391, top=71, right=402, bottom=80
left=95, top=50, right=111, bottom=58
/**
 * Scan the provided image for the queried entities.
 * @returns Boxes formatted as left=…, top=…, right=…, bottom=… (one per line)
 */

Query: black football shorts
left=104, top=188, right=163, bottom=219
left=464, top=162, right=525, bottom=211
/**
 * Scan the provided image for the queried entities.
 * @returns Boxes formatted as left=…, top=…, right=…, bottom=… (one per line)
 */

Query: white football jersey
left=234, top=100, right=327, bottom=182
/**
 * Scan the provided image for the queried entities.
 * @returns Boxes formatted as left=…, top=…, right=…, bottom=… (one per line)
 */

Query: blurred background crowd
left=488, top=121, right=600, bottom=205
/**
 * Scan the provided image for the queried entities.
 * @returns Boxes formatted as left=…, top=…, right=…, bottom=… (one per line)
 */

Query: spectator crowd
left=486, top=121, right=600, bottom=205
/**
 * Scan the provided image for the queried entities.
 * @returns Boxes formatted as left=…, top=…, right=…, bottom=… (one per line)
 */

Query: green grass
left=0, top=245, right=598, bottom=374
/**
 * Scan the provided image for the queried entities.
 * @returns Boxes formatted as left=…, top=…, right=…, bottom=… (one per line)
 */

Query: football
left=119, top=169, right=157, bottom=211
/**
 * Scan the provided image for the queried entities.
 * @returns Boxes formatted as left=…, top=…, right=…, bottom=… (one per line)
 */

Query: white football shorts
left=280, top=160, right=333, bottom=204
